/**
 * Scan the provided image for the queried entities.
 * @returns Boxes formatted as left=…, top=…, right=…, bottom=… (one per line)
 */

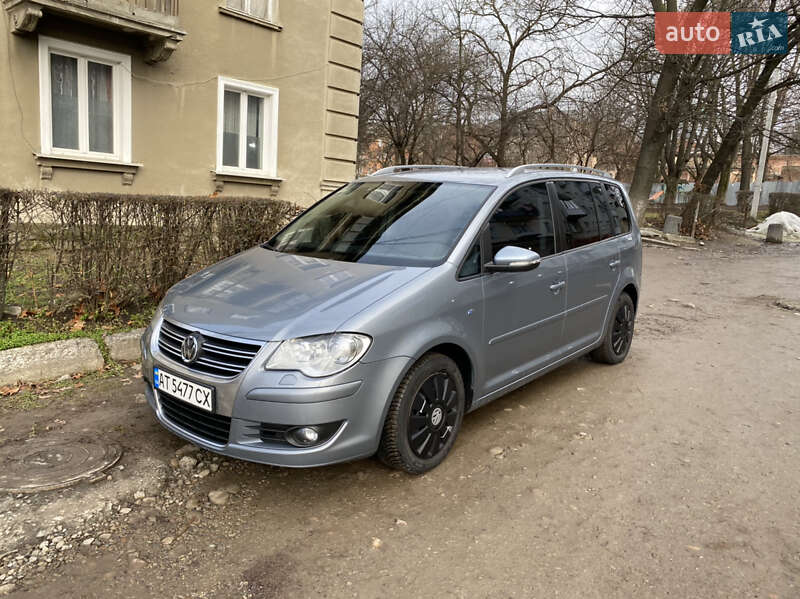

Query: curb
left=0, top=328, right=144, bottom=387
left=104, top=329, right=145, bottom=363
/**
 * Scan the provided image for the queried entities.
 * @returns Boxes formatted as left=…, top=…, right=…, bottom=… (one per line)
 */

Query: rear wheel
left=378, top=353, right=465, bottom=474
left=591, top=292, right=635, bottom=364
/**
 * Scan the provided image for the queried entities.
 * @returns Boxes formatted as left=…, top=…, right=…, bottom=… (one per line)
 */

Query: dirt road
left=2, top=236, right=799, bottom=599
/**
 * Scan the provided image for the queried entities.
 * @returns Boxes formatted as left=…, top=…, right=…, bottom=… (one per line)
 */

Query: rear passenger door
left=551, top=180, right=620, bottom=351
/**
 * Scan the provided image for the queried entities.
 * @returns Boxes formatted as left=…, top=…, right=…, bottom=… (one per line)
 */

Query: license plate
left=154, top=368, right=215, bottom=412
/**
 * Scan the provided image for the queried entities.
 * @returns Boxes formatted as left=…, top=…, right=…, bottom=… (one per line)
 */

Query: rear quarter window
left=590, top=183, right=615, bottom=240
left=606, top=184, right=631, bottom=234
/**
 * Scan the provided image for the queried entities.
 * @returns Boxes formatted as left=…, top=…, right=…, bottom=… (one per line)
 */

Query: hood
left=161, top=247, right=427, bottom=341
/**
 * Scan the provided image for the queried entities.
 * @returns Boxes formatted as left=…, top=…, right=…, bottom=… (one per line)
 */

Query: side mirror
left=485, top=246, right=541, bottom=273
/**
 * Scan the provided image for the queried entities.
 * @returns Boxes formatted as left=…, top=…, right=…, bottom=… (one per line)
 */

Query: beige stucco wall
left=0, top=0, right=363, bottom=206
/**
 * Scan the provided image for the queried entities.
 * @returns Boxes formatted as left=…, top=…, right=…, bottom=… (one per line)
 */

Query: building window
left=225, top=0, right=275, bottom=22
left=216, top=77, right=278, bottom=178
left=38, top=36, right=132, bottom=162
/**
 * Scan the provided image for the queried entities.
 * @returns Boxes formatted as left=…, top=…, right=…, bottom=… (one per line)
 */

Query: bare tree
left=359, top=3, right=450, bottom=166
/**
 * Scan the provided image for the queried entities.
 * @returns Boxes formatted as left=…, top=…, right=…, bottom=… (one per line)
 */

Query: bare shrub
left=768, top=192, right=800, bottom=216
left=1, top=189, right=298, bottom=316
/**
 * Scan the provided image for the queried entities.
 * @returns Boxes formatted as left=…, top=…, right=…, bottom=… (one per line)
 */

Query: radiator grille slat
left=157, top=319, right=262, bottom=378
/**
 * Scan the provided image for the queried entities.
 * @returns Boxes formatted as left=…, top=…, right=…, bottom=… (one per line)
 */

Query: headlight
left=264, top=333, right=371, bottom=378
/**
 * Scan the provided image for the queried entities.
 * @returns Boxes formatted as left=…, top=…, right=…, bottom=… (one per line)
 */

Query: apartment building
left=0, top=0, right=363, bottom=204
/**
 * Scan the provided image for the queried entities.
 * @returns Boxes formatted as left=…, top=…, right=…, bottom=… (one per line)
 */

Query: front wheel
left=378, top=353, right=465, bottom=474
left=591, top=292, right=636, bottom=364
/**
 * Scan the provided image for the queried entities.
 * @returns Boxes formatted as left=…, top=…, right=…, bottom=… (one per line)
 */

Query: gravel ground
left=1, top=236, right=799, bottom=599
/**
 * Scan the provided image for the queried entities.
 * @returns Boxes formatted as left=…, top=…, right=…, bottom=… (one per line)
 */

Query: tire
left=378, top=353, right=465, bottom=474
left=591, top=292, right=636, bottom=365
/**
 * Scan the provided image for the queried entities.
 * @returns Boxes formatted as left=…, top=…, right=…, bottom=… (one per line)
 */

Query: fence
left=647, top=181, right=800, bottom=206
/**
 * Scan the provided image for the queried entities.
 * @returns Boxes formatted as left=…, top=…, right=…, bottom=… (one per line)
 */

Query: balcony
left=3, top=0, right=186, bottom=62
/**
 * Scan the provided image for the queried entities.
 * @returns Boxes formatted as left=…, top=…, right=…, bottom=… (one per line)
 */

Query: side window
left=488, top=183, right=555, bottom=258
left=606, top=184, right=631, bottom=234
left=591, top=183, right=615, bottom=240
left=555, top=180, right=600, bottom=250
left=458, top=243, right=482, bottom=279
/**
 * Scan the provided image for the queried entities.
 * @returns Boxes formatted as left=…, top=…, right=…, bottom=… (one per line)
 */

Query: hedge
left=0, top=189, right=298, bottom=317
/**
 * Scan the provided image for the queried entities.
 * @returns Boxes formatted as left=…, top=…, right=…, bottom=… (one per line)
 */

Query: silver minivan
left=140, top=164, right=641, bottom=473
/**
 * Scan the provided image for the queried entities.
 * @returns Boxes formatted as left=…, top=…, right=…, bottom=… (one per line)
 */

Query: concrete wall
left=0, top=0, right=363, bottom=206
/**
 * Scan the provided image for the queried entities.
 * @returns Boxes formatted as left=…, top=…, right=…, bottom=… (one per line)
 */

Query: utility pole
left=750, top=84, right=778, bottom=221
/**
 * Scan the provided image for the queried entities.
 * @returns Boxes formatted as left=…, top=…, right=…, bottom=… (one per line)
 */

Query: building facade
left=0, top=0, right=363, bottom=205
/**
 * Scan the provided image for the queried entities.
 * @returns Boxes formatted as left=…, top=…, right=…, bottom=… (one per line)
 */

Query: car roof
left=356, top=165, right=622, bottom=192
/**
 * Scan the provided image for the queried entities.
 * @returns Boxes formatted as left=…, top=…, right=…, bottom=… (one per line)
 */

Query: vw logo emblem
left=430, top=407, right=443, bottom=427
left=181, top=332, right=203, bottom=364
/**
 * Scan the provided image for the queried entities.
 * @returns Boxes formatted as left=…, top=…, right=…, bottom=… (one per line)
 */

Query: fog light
left=287, top=426, right=320, bottom=447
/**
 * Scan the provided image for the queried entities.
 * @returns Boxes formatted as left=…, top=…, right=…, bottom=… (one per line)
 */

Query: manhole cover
left=0, top=437, right=122, bottom=493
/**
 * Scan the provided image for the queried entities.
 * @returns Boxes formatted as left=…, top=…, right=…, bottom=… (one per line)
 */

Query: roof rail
left=506, top=164, right=612, bottom=178
left=370, top=165, right=464, bottom=176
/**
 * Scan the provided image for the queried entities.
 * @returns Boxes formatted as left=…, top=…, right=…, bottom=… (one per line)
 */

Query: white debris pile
left=747, top=211, right=800, bottom=241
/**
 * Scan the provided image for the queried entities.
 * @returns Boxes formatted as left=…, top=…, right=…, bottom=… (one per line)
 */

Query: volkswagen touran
left=140, top=164, right=641, bottom=473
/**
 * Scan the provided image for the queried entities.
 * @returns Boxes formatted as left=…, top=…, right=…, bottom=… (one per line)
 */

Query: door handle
left=609, top=259, right=621, bottom=269
left=549, top=281, right=565, bottom=293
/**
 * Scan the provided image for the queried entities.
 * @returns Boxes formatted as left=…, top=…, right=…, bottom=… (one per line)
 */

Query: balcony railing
left=4, top=0, right=186, bottom=62
left=130, top=0, right=178, bottom=17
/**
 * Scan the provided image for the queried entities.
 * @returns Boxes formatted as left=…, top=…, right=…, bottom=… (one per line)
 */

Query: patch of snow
left=747, top=211, right=800, bottom=241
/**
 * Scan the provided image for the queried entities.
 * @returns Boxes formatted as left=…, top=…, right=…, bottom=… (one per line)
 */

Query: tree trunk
left=710, top=155, right=734, bottom=226
left=664, top=177, right=678, bottom=217
left=629, top=0, right=709, bottom=223
left=740, top=121, right=754, bottom=193
left=495, top=91, right=510, bottom=167
left=628, top=55, right=683, bottom=223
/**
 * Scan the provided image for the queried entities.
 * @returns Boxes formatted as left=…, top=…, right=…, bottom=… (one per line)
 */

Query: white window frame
left=38, top=36, right=132, bottom=163
left=216, top=76, right=279, bottom=179
left=226, top=0, right=276, bottom=24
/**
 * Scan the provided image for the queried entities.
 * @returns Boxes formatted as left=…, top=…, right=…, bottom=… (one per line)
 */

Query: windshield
left=265, top=181, right=494, bottom=266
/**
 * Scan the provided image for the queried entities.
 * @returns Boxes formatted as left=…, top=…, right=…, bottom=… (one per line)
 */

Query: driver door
left=481, top=183, right=567, bottom=395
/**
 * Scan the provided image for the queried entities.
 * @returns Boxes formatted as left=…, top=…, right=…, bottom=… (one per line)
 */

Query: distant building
left=731, top=153, right=800, bottom=184
left=0, top=0, right=363, bottom=204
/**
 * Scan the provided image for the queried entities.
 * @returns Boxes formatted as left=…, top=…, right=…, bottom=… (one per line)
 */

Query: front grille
left=158, top=319, right=262, bottom=378
left=159, top=393, right=232, bottom=445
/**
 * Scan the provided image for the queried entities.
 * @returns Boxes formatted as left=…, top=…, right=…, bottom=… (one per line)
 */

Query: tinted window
left=606, top=184, right=631, bottom=234
left=266, top=181, right=493, bottom=267
left=489, top=183, right=555, bottom=258
left=458, top=243, right=482, bottom=278
left=555, top=180, right=600, bottom=249
left=591, top=183, right=615, bottom=240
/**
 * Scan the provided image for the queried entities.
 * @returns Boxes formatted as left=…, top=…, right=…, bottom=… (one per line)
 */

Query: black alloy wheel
left=590, top=292, right=636, bottom=364
left=378, top=353, right=466, bottom=474
left=611, top=301, right=635, bottom=356
left=407, top=372, right=460, bottom=459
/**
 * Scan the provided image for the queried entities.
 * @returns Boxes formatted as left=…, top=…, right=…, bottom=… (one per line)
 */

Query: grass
left=0, top=308, right=154, bottom=352
left=3, top=389, right=43, bottom=411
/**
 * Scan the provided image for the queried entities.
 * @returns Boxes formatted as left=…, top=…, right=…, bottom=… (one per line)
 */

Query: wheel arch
left=422, top=342, right=475, bottom=411
left=621, top=282, right=638, bottom=312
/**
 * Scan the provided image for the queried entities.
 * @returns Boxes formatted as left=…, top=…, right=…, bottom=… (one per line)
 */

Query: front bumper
left=141, top=319, right=411, bottom=468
